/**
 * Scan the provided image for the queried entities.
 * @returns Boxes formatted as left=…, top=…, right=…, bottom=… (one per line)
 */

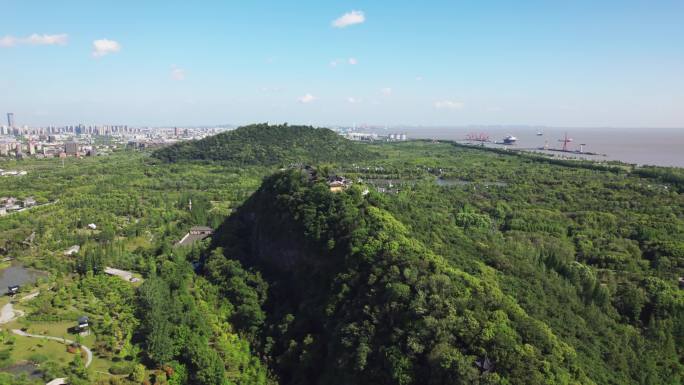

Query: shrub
left=109, top=361, right=136, bottom=375
left=28, top=353, right=49, bottom=363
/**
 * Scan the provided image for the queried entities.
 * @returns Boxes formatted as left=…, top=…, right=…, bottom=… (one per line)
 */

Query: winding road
left=0, top=291, right=93, bottom=384
left=10, top=329, right=93, bottom=368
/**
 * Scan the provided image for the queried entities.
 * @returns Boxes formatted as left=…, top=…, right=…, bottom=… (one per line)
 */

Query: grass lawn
left=1, top=286, right=130, bottom=378
left=16, top=321, right=95, bottom=347
left=89, top=353, right=114, bottom=376
left=3, top=319, right=120, bottom=378
left=9, top=334, right=75, bottom=365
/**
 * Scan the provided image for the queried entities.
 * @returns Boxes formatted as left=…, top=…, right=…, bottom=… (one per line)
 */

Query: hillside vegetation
left=153, top=123, right=375, bottom=166
left=204, top=140, right=684, bottom=385
left=2, top=137, right=683, bottom=385
left=206, top=165, right=682, bottom=384
left=207, top=170, right=581, bottom=384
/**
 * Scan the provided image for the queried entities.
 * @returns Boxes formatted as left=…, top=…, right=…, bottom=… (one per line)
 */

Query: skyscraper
left=7, top=113, right=14, bottom=128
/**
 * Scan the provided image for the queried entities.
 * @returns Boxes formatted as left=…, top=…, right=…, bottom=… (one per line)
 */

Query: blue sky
left=1, top=0, right=683, bottom=127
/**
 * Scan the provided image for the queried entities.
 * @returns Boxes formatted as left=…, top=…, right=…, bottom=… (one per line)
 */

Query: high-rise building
left=7, top=113, right=14, bottom=128
left=65, top=142, right=79, bottom=155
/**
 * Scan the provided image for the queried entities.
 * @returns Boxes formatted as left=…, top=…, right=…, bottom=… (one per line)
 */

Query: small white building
left=77, top=316, right=89, bottom=330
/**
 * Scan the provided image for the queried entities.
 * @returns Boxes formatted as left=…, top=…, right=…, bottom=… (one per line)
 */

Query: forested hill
left=205, top=170, right=597, bottom=385
left=153, top=123, right=375, bottom=165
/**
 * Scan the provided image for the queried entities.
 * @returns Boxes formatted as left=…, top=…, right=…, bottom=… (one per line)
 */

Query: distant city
left=0, top=113, right=413, bottom=160
left=0, top=112, right=229, bottom=159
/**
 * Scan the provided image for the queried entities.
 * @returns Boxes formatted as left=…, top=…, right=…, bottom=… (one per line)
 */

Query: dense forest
left=207, top=170, right=590, bottom=384
left=1, top=126, right=683, bottom=384
left=205, top=163, right=683, bottom=385
left=153, top=124, right=376, bottom=166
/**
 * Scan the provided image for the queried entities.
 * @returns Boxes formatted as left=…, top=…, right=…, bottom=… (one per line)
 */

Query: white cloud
left=434, top=100, right=465, bottom=110
left=380, top=87, right=392, bottom=96
left=330, top=57, right=358, bottom=67
left=171, top=66, right=186, bottom=81
left=27, top=34, right=68, bottom=45
left=298, top=93, right=316, bottom=103
left=332, top=10, right=365, bottom=28
left=92, top=39, right=121, bottom=57
left=347, top=97, right=361, bottom=104
left=0, top=33, right=68, bottom=47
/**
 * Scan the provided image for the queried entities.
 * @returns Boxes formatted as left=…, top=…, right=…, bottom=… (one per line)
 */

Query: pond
left=0, top=265, right=46, bottom=294
left=0, top=362, right=44, bottom=381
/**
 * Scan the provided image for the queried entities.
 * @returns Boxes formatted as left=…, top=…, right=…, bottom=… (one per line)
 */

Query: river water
left=359, top=127, right=684, bottom=168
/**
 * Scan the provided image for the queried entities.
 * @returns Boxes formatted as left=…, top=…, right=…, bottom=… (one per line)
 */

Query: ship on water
left=536, top=128, right=543, bottom=136
left=502, top=135, right=517, bottom=145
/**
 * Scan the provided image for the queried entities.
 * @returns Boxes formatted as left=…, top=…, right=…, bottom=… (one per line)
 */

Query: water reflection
left=0, top=265, right=46, bottom=294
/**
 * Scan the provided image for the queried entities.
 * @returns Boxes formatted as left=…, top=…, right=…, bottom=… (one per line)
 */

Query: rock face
left=211, top=169, right=335, bottom=278
left=246, top=212, right=308, bottom=272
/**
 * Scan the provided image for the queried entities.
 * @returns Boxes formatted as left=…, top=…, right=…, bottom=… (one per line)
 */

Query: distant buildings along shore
left=0, top=113, right=229, bottom=159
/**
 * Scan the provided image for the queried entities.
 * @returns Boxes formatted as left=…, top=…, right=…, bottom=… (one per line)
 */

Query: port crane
left=558, top=132, right=573, bottom=152
left=465, top=133, right=490, bottom=143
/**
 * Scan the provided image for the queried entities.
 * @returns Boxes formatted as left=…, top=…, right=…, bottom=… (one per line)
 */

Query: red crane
left=465, top=132, right=490, bottom=142
left=558, top=132, right=573, bottom=152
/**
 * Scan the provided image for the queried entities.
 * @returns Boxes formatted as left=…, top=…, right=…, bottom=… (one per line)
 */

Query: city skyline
left=2, top=0, right=683, bottom=128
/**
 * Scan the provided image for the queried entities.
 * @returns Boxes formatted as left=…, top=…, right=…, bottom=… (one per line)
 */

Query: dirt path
left=0, top=292, right=40, bottom=324
left=0, top=302, right=24, bottom=324
left=11, top=329, right=93, bottom=368
left=45, top=379, right=67, bottom=385
left=0, top=302, right=14, bottom=324
left=0, top=291, right=92, bottom=384
left=20, top=291, right=40, bottom=301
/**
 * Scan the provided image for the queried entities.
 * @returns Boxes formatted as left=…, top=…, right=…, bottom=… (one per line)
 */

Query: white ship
left=503, top=135, right=517, bottom=144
